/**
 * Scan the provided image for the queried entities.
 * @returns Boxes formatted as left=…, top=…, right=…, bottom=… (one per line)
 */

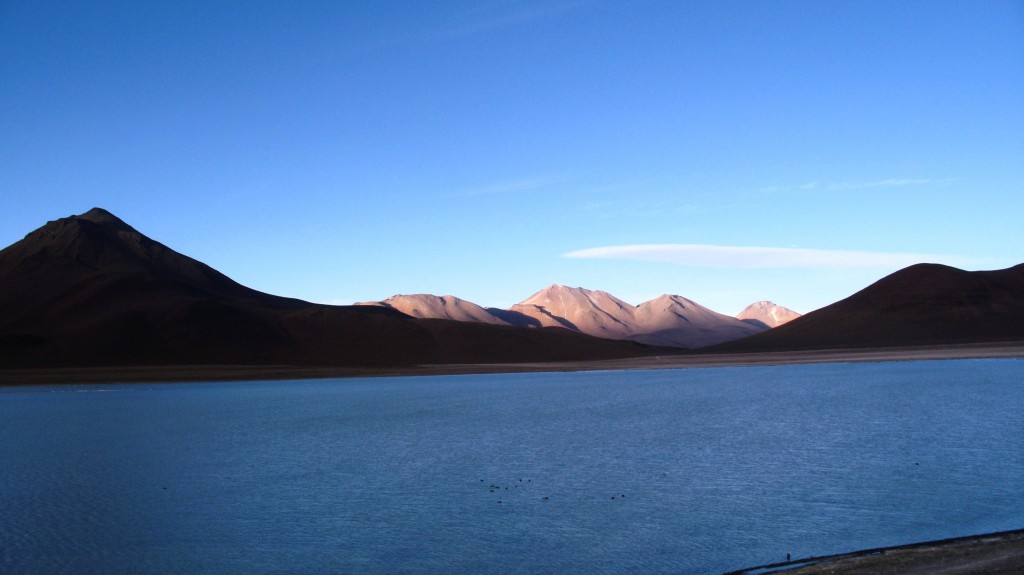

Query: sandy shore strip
left=2, top=341, right=1022, bottom=386
left=725, top=528, right=1024, bottom=575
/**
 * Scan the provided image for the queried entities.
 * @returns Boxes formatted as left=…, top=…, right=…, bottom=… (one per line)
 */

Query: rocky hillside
left=714, top=263, right=1024, bottom=351
left=0, top=209, right=661, bottom=368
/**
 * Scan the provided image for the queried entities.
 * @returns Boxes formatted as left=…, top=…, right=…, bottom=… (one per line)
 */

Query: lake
left=2, top=359, right=1022, bottom=574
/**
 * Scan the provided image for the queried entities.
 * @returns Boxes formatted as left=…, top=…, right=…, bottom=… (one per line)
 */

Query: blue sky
left=2, top=1, right=1022, bottom=314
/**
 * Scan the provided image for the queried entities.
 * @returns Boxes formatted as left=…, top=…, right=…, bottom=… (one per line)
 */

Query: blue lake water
left=2, top=358, right=1022, bottom=574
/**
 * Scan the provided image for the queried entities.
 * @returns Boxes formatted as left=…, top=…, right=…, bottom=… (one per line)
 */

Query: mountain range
left=714, top=261, right=1024, bottom=351
left=358, top=289, right=800, bottom=348
left=0, top=209, right=658, bottom=368
left=1, top=208, right=1021, bottom=372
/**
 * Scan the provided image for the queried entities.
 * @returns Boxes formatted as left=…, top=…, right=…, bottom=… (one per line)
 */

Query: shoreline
left=2, top=341, right=1022, bottom=386
left=725, top=528, right=1024, bottom=574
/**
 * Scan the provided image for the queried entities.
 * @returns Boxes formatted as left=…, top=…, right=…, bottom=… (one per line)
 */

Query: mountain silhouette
left=0, top=209, right=659, bottom=368
left=713, top=263, right=1024, bottom=351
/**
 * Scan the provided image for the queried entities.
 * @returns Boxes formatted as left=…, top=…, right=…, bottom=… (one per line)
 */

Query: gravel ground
left=727, top=529, right=1024, bottom=575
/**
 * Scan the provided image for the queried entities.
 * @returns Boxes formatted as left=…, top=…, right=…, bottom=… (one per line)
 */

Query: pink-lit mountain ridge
left=359, top=287, right=802, bottom=349
left=737, top=301, right=802, bottom=328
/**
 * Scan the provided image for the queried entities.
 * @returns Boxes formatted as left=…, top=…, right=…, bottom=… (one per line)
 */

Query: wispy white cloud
left=578, top=199, right=704, bottom=220
left=564, top=244, right=978, bottom=269
left=823, top=178, right=934, bottom=191
left=761, top=178, right=948, bottom=193
left=449, top=174, right=572, bottom=198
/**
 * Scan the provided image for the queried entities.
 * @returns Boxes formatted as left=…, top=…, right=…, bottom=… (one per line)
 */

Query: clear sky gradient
left=2, top=1, right=1022, bottom=314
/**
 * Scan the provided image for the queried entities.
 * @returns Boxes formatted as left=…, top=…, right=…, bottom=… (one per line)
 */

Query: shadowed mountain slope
left=713, top=263, right=1024, bottom=351
left=357, top=294, right=509, bottom=325
left=0, top=209, right=660, bottom=368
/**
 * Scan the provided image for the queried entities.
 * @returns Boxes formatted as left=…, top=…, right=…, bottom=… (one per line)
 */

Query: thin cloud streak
left=564, top=244, right=977, bottom=269
left=825, top=178, right=933, bottom=191
left=449, top=174, right=572, bottom=198
left=761, top=178, right=942, bottom=193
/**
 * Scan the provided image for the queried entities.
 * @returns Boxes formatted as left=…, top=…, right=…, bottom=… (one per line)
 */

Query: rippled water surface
left=2, top=359, right=1023, bottom=574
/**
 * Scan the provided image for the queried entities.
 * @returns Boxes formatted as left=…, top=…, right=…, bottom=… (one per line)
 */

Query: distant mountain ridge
left=357, top=285, right=792, bottom=349
left=714, top=263, right=1024, bottom=351
left=5, top=208, right=1017, bottom=369
left=737, top=301, right=802, bottom=328
left=511, top=285, right=637, bottom=338
left=0, top=209, right=661, bottom=368
left=356, top=294, right=508, bottom=326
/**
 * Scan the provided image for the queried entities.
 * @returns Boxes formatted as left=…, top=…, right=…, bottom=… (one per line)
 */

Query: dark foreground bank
left=726, top=529, right=1024, bottom=575
left=2, top=342, right=1023, bottom=386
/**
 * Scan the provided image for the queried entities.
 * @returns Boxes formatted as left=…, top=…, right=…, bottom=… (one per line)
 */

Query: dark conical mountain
left=712, top=263, right=1024, bottom=351
left=0, top=208, right=303, bottom=321
left=0, top=209, right=659, bottom=368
